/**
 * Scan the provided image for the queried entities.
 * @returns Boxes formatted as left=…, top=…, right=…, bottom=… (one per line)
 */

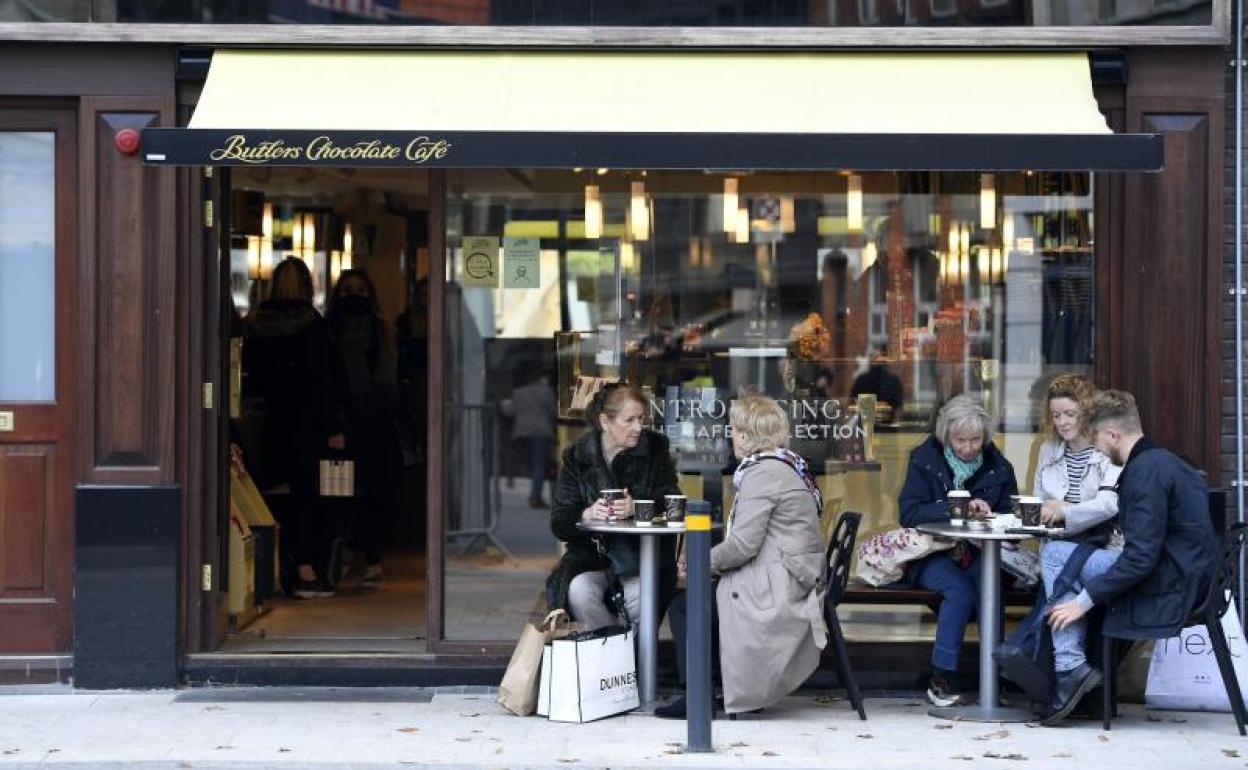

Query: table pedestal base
left=928, top=704, right=1038, bottom=723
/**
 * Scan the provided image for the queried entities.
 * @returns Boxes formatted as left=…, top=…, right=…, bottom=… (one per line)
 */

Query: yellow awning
left=189, top=50, right=1111, bottom=136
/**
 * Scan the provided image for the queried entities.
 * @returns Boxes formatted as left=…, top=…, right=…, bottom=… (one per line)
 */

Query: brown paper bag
left=497, top=610, right=579, bottom=716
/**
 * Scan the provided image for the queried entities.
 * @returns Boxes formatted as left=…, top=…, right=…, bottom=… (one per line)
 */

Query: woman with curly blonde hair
left=1033, top=374, right=1120, bottom=536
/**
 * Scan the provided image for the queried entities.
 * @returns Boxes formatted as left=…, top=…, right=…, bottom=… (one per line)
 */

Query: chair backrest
left=824, top=511, right=864, bottom=607
left=1200, top=521, right=1248, bottom=620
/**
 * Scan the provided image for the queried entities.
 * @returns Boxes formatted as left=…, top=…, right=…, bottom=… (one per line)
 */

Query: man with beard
left=1041, top=389, right=1216, bottom=725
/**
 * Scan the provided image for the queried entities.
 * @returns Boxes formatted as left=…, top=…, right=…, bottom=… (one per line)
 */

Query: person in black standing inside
left=244, top=257, right=346, bottom=598
left=1041, top=390, right=1216, bottom=725
left=327, top=268, right=396, bottom=589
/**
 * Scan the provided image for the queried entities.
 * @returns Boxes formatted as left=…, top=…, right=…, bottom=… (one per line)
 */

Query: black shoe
left=1041, top=663, right=1103, bottom=726
left=926, top=669, right=971, bottom=708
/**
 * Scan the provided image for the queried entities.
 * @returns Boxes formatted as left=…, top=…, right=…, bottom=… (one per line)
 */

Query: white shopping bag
left=1146, top=596, right=1248, bottom=713
left=547, top=627, right=639, bottom=723
left=536, top=644, right=553, bottom=717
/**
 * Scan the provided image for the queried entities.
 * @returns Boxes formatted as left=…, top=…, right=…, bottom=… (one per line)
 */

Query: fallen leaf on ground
left=762, top=750, right=780, bottom=757
left=1051, top=752, right=1073, bottom=758
left=950, top=754, right=975, bottom=761
left=454, top=737, right=472, bottom=742
left=935, top=723, right=954, bottom=730
left=214, top=745, right=234, bottom=750
left=856, top=734, right=875, bottom=739
left=3, top=750, right=18, bottom=755
left=1224, top=749, right=1242, bottom=758
left=489, top=737, right=502, bottom=742
left=983, top=751, right=1027, bottom=761
left=729, top=742, right=749, bottom=748
left=905, top=701, right=924, bottom=707
left=471, top=729, right=484, bottom=734
left=663, top=748, right=682, bottom=755
left=494, top=747, right=503, bottom=755
left=204, top=706, right=224, bottom=711
left=812, top=695, right=842, bottom=705
left=557, top=758, right=580, bottom=763
left=974, top=729, right=1011, bottom=741
left=1169, top=718, right=1188, bottom=724
left=825, top=726, right=838, bottom=731
left=396, top=727, right=420, bottom=734
left=1146, top=714, right=1163, bottom=722
left=46, top=749, right=59, bottom=754
left=459, top=711, right=481, bottom=718
left=1097, top=735, right=1110, bottom=743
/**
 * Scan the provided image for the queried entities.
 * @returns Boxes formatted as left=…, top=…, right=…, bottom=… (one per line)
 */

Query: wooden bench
left=841, top=581, right=1038, bottom=614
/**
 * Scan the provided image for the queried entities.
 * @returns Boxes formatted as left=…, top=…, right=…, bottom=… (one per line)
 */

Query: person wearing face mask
left=327, top=269, right=397, bottom=589
left=546, top=383, right=680, bottom=630
left=897, top=394, right=1019, bottom=707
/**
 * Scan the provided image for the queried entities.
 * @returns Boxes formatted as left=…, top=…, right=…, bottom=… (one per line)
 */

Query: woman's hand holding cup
left=968, top=498, right=993, bottom=518
left=582, top=498, right=611, bottom=522
left=612, top=491, right=635, bottom=520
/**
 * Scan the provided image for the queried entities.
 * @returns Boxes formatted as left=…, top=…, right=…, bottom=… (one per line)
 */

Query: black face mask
left=337, top=294, right=372, bottom=314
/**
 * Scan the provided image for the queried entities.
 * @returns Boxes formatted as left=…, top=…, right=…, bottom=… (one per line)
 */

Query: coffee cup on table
left=947, top=490, right=971, bottom=526
left=599, top=489, right=626, bottom=520
left=664, top=494, right=688, bottom=523
left=1017, top=495, right=1043, bottom=527
left=634, top=499, right=658, bottom=526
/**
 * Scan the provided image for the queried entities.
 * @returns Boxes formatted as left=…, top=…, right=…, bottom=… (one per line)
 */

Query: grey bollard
left=684, top=500, right=713, bottom=753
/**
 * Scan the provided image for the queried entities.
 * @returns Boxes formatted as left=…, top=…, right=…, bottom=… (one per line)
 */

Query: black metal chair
left=824, top=511, right=867, bottom=720
left=1101, top=522, right=1248, bottom=734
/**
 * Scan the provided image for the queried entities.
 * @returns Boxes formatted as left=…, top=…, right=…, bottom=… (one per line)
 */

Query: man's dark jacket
left=546, top=429, right=681, bottom=615
left=1085, top=438, right=1216, bottom=639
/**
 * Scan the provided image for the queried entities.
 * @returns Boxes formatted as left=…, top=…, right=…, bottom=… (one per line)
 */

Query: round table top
left=576, top=520, right=720, bottom=535
left=916, top=521, right=1037, bottom=542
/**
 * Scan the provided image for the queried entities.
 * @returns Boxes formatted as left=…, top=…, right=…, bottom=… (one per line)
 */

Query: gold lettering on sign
left=305, top=136, right=402, bottom=162
left=405, top=137, right=451, bottom=163
left=208, top=134, right=304, bottom=164
left=204, top=133, right=451, bottom=165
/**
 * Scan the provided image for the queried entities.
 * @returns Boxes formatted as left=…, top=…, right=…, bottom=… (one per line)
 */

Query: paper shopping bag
left=1146, top=594, right=1248, bottom=713
left=318, top=459, right=355, bottom=497
left=537, top=644, right=553, bottom=717
left=497, top=610, right=577, bottom=716
left=548, top=627, right=639, bottom=723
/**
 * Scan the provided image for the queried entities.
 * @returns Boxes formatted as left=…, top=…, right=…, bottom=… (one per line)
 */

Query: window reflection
left=0, top=0, right=1212, bottom=26
left=444, top=168, right=1094, bottom=642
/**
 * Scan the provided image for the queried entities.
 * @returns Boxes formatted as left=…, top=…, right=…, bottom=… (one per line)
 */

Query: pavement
left=1, top=686, right=1246, bottom=769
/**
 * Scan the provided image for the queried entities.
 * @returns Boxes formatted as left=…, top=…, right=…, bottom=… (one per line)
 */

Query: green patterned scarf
left=944, top=446, right=983, bottom=490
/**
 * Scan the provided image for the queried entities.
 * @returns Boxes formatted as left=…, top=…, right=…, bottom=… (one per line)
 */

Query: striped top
left=1063, top=445, right=1096, bottom=503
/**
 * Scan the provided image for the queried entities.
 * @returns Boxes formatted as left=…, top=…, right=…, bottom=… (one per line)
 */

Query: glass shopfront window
left=443, top=168, right=1094, bottom=642
left=2, top=0, right=1212, bottom=26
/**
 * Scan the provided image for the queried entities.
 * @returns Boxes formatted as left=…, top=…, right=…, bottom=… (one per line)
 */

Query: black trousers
left=666, top=581, right=722, bottom=686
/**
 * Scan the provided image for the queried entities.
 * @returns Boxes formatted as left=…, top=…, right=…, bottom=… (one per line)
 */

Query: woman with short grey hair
left=896, top=394, right=1018, bottom=707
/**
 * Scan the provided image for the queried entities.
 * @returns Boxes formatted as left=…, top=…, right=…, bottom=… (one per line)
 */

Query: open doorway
left=217, top=167, right=431, bottom=654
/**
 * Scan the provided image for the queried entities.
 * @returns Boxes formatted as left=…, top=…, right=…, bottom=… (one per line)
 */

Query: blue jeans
left=1041, top=540, right=1120, bottom=673
left=527, top=436, right=552, bottom=502
left=909, top=551, right=982, bottom=672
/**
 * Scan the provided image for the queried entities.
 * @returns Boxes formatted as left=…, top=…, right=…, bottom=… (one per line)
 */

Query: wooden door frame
left=0, top=104, right=78, bottom=653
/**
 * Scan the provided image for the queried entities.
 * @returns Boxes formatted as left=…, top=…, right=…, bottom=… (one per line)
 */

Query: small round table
left=915, top=521, right=1040, bottom=723
left=576, top=519, right=704, bottom=711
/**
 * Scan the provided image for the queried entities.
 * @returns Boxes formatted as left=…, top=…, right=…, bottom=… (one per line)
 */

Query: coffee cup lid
left=1018, top=495, right=1042, bottom=503
left=634, top=499, right=654, bottom=504
left=665, top=494, right=687, bottom=499
left=948, top=490, right=971, bottom=497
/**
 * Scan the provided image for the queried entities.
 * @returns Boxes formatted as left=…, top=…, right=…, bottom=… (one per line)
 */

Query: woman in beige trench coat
left=710, top=393, right=828, bottom=714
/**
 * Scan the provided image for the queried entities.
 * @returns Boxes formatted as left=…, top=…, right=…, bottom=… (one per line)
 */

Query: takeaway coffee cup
left=1018, top=495, right=1043, bottom=527
left=947, top=490, right=971, bottom=525
left=599, top=489, right=626, bottom=519
left=1009, top=495, right=1022, bottom=517
left=634, top=499, right=659, bottom=526
left=664, top=494, right=688, bottom=523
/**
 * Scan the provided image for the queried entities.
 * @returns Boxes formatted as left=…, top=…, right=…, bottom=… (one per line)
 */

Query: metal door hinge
left=201, top=563, right=212, bottom=591
left=204, top=199, right=214, bottom=228
left=202, top=382, right=214, bottom=409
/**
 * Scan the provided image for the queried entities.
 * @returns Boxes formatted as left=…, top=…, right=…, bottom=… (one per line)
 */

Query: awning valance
left=142, top=50, right=1162, bottom=171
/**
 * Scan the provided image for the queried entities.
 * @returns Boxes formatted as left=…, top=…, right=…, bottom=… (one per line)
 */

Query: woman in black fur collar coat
left=546, top=383, right=681, bottom=629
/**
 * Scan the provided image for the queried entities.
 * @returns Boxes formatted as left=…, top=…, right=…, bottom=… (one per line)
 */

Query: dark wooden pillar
left=1108, top=48, right=1224, bottom=480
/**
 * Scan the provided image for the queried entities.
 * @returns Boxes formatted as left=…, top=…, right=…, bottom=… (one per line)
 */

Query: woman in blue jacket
left=897, top=395, right=1018, bottom=706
